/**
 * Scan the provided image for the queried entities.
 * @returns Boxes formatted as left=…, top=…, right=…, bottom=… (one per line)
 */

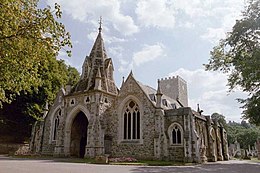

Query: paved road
left=1, top=156, right=260, bottom=173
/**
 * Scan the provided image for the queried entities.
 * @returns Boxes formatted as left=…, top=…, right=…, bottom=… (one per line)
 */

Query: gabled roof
left=121, top=71, right=182, bottom=109
left=136, top=81, right=182, bottom=109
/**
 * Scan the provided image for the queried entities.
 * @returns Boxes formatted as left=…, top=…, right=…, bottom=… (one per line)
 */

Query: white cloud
left=46, top=0, right=139, bottom=35
left=87, top=31, right=126, bottom=44
left=108, top=46, right=133, bottom=74
left=136, top=0, right=176, bottom=29
left=200, top=7, right=243, bottom=43
left=108, top=46, right=124, bottom=58
left=168, top=68, right=247, bottom=122
left=201, top=28, right=226, bottom=44
left=134, top=0, right=244, bottom=42
left=133, top=43, right=165, bottom=66
left=87, top=32, right=98, bottom=42
left=113, top=43, right=166, bottom=74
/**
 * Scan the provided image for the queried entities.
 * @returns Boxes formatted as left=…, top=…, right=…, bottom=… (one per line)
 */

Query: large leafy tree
left=0, top=60, right=79, bottom=143
left=205, top=0, right=260, bottom=125
left=0, top=0, right=72, bottom=106
left=0, top=0, right=80, bottom=143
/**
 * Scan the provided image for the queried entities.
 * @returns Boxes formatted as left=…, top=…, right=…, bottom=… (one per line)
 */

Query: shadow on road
left=130, top=162, right=260, bottom=173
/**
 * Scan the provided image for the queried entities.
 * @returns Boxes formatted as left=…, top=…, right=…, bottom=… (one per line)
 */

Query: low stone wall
left=0, top=143, right=23, bottom=155
left=0, top=143, right=31, bottom=156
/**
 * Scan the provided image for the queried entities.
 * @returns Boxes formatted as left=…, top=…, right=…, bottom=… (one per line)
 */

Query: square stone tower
left=159, top=76, right=188, bottom=107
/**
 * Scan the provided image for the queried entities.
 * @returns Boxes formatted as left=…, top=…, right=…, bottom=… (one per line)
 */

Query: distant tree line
left=211, top=113, right=260, bottom=149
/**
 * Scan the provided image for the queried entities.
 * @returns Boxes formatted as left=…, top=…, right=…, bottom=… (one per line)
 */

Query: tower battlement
left=159, top=75, right=187, bottom=84
left=158, top=75, right=188, bottom=107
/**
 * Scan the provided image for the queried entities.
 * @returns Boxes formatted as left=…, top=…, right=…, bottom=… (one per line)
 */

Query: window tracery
left=123, top=100, right=140, bottom=140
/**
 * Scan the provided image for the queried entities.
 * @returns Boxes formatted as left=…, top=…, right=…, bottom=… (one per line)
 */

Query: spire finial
left=99, top=16, right=102, bottom=32
left=156, top=79, right=162, bottom=95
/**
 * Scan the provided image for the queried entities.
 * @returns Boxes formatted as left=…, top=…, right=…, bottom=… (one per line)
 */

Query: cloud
left=87, top=31, right=126, bottom=44
left=108, top=46, right=133, bottom=74
left=111, top=43, right=166, bottom=74
left=168, top=68, right=247, bottom=122
left=134, top=0, right=244, bottom=42
left=136, top=0, right=176, bottom=29
left=201, top=28, right=226, bottom=44
left=46, top=0, right=139, bottom=35
left=133, top=43, right=165, bottom=66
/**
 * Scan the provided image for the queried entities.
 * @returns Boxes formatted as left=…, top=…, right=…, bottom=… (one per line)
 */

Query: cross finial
left=98, top=16, right=102, bottom=32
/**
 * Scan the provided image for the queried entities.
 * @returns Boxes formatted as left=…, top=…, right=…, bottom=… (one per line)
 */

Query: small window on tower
left=85, top=96, right=90, bottom=103
left=70, top=98, right=75, bottom=106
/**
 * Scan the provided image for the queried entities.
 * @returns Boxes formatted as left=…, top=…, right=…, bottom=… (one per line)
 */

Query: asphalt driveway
left=0, top=155, right=260, bottom=173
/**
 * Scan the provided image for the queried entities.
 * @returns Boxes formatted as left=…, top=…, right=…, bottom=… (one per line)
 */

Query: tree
left=236, top=127, right=260, bottom=149
left=23, top=59, right=80, bottom=120
left=0, top=60, right=79, bottom=143
left=226, top=121, right=260, bottom=148
left=204, top=0, right=260, bottom=125
left=211, top=112, right=227, bottom=128
left=0, top=0, right=72, bottom=106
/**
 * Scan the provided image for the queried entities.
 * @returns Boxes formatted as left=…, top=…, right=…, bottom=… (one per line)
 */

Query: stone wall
left=164, top=108, right=192, bottom=162
left=168, top=146, right=184, bottom=161
left=159, top=76, right=188, bottom=107
left=0, top=143, right=22, bottom=154
left=107, top=75, right=157, bottom=160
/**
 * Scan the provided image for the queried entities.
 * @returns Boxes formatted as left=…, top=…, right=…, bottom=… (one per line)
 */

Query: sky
left=43, top=0, right=248, bottom=122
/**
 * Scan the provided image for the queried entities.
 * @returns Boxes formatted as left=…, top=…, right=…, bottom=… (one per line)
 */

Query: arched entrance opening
left=70, top=111, right=88, bottom=158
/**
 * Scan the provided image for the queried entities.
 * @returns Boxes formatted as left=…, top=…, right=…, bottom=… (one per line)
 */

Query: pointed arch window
left=168, top=123, right=183, bottom=145
left=172, top=126, right=181, bottom=144
left=123, top=100, right=140, bottom=140
left=52, top=109, right=61, bottom=141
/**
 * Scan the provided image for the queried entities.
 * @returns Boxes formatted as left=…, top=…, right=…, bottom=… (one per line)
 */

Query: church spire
left=98, top=16, right=102, bottom=33
left=156, top=79, right=163, bottom=108
left=89, top=17, right=107, bottom=59
left=72, top=18, right=118, bottom=95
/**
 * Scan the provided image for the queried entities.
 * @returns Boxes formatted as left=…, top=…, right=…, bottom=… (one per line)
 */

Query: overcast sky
left=43, top=0, right=248, bottom=122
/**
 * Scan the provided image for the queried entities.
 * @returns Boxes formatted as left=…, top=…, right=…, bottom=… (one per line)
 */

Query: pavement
left=0, top=155, right=260, bottom=173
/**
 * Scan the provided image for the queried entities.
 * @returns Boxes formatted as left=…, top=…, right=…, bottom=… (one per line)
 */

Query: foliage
left=0, top=0, right=72, bottom=106
left=0, top=60, right=79, bottom=142
left=23, top=59, right=79, bottom=120
left=204, top=0, right=260, bottom=125
left=226, top=121, right=260, bottom=149
left=211, top=112, right=227, bottom=128
left=212, top=113, right=260, bottom=149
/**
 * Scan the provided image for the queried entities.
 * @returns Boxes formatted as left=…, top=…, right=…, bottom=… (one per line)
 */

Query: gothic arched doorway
left=70, top=111, right=88, bottom=158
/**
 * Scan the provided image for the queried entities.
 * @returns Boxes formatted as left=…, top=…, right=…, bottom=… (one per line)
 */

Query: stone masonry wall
left=164, top=109, right=185, bottom=161
left=159, top=76, right=188, bottom=107
left=107, top=76, right=157, bottom=160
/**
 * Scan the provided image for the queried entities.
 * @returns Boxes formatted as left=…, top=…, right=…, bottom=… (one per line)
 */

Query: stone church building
left=30, top=25, right=229, bottom=163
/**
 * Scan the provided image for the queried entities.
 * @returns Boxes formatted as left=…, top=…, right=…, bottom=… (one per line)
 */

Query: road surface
left=1, top=155, right=260, bottom=173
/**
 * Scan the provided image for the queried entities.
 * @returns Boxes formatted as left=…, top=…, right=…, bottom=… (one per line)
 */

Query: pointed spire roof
left=89, top=16, right=107, bottom=59
left=129, top=70, right=133, bottom=76
left=71, top=17, right=118, bottom=95
left=120, top=76, right=125, bottom=88
left=156, top=79, right=163, bottom=95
